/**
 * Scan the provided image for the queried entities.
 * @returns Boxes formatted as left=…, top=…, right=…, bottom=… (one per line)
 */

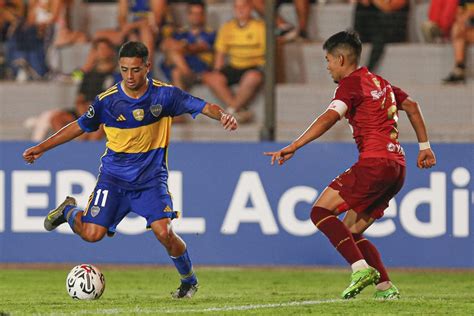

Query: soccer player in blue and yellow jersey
left=23, top=41, right=237, bottom=299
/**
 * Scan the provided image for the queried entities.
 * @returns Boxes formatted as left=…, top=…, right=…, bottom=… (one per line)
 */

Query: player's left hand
left=220, top=112, right=238, bottom=131
left=417, top=148, right=436, bottom=169
left=264, top=143, right=297, bottom=166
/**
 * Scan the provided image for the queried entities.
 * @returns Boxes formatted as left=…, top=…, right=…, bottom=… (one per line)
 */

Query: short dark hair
left=119, top=41, right=149, bottom=63
left=323, top=30, right=362, bottom=65
left=92, top=37, right=115, bottom=50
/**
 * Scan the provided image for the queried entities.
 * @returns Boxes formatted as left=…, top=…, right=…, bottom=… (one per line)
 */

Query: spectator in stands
left=0, top=0, right=24, bottom=79
left=30, top=38, right=119, bottom=141
left=160, top=0, right=215, bottom=90
left=5, top=0, right=52, bottom=80
left=29, top=0, right=88, bottom=75
left=49, top=0, right=87, bottom=47
left=352, top=0, right=409, bottom=71
left=252, top=0, right=310, bottom=41
left=443, top=0, right=474, bottom=84
left=90, top=0, right=169, bottom=72
left=421, top=0, right=459, bottom=43
left=202, top=0, right=265, bottom=123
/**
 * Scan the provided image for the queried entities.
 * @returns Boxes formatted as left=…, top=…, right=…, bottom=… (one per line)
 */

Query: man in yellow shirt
left=202, top=0, right=265, bottom=123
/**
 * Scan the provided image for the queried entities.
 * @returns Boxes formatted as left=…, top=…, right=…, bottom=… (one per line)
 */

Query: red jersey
left=330, top=67, right=408, bottom=166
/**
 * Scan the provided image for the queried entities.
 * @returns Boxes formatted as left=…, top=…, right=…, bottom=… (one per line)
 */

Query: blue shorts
left=82, top=179, right=178, bottom=233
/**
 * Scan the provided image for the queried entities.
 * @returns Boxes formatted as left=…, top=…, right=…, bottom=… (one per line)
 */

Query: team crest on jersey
left=150, top=104, right=162, bottom=117
left=132, top=109, right=145, bottom=121
left=91, top=206, right=101, bottom=217
left=372, top=78, right=381, bottom=89
left=86, top=105, right=95, bottom=118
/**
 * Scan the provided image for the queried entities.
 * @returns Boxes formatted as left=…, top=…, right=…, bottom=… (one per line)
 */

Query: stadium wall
left=0, top=142, right=472, bottom=268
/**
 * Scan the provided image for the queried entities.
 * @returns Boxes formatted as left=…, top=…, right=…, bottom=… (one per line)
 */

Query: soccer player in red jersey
left=265, top=31, right=436, bottom=300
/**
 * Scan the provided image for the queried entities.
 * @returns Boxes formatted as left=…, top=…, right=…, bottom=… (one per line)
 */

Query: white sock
left=351, top=259, right=369, bottom=272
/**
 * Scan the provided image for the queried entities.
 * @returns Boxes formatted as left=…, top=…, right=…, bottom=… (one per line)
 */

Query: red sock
left=352, top=233, right=390, bottom=283
left=311, top=206, right=364, bottom=264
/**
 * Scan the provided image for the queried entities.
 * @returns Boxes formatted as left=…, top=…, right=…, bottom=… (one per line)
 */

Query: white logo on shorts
left=91, top=206, right=101, bottom=217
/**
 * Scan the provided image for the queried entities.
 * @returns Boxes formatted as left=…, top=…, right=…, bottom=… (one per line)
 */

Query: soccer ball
left=66, top=264, right=105, bottom=300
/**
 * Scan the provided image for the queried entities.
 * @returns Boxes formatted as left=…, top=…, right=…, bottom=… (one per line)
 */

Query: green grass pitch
left=1, top=266, right=473, bottom=315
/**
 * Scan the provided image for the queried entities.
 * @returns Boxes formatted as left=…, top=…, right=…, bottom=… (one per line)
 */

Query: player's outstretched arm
left=23, top=120, right=85, bottom=164
left=264, top=109, right=340, bottom=166
left=400, top=98, right=436, bottom=169
left=201, top=103, right=238, bottom=131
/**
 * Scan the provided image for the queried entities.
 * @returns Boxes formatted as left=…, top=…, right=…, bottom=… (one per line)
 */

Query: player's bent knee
left=154, top=229, right=172, bottom=244
left=81, top=232, right=105, bottom=243
left=81, top=226, right=106, bottom=243
left=310, top=206, right=332, bottom=227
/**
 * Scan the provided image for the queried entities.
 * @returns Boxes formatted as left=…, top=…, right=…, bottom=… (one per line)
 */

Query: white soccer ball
left=66, top=264, right=105, bottom=300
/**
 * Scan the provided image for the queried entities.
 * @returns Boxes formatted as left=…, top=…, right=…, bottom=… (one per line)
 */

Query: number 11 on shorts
left=94, top=189, right=109, bottom=207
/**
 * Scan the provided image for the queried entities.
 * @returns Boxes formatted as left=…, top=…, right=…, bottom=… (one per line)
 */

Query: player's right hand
left=23, top=146, right=44, bottom=164
left=417, top=148, right=436, bottom=169
left=264, top=143, right=297, bottom=166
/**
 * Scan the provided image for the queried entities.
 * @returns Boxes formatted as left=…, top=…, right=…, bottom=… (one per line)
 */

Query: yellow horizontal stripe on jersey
left=104, top=117, right=172, bottom=153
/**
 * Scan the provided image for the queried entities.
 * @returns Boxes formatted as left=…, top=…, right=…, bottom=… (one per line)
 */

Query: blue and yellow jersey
left=128, top=0, right=151, bottom=21
left=174, top=27, right=216, bottom=69
left=161, top=27, right=216, bottom=81
left=77, top=79, right=206, bottom=190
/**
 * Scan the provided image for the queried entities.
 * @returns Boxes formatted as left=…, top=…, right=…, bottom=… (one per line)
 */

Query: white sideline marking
left=162, top=299, right=346, bottom=313
left=49, top=298, right=346, bottom=315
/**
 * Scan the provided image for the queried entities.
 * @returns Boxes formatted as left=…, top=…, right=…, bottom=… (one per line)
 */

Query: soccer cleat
left=70, top=69, right=84, bottom=83
left=171, top=282, right=199, bottom=299
left=442, top=67, right=465, bottom=84
left=275, top=23, right=299, bottom=42
left=374, top=284, right=400, bottom=300
left=442, top=72, right=465, bottom=84
left=421, top=21, right=442, bottom=43
left=341, top=267, right=380, bottom=299
left=44, top=196, right=77, bottom=231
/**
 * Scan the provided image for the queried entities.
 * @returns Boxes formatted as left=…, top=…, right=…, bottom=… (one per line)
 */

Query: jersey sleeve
left=170, top=87, right=206, bottom=118
left=391, top=84, right=409, bottom=108
left=77, top=97, right=103, bottom=132
left=332, top=77, right=362, bottom=112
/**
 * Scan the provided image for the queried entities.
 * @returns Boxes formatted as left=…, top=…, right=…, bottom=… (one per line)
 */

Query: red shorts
left=328, top=158, right=406, bottom=219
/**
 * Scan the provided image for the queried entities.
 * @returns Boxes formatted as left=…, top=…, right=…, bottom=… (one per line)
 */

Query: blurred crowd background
left=0, top=0, right=472, bottom=143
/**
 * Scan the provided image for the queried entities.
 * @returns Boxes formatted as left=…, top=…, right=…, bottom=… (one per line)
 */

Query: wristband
left=419, top=141, right=431, bottom=150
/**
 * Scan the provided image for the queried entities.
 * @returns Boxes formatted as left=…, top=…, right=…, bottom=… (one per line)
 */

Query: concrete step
left=274, top=83, right=474, bottom=142
left=0, top=81, right=78, bottom=121
left=282, top=43, right=474, bottom=84
left=1, top=79, right=471, bottom=142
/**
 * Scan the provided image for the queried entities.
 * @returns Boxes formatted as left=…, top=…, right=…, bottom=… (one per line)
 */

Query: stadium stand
left=0, top=0, right=472, bottom=142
